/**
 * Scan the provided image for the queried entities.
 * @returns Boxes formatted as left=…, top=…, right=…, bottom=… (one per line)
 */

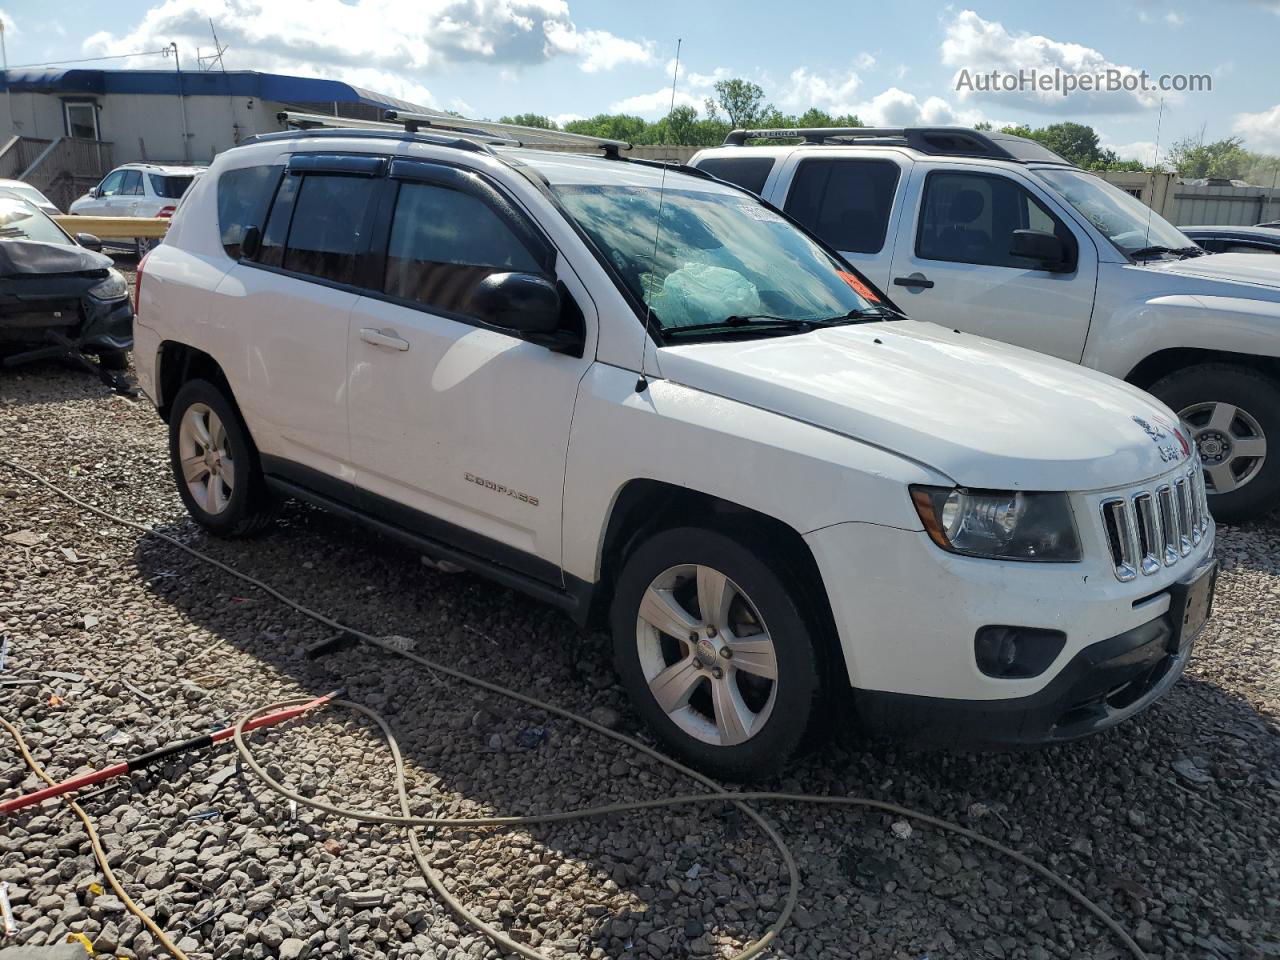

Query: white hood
left=657, top=321, right=1194, bottom=491
left=1145, top=252, right=1280, bottom=293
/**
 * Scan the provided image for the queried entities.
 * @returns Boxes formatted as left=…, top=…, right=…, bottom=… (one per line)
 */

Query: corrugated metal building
left=0, top=68, right=442, bottom=208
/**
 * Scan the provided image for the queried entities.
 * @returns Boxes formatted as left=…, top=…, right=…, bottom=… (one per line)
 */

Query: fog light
left=974, top=626, right=1066, bottom=679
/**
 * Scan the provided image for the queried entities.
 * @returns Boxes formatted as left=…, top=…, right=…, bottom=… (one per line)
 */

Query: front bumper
left=854, top=599, right=1202, bottom=746
left=0, top=294, right=132, bottom=358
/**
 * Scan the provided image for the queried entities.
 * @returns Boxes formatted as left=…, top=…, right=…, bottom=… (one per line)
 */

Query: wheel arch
left=586, top=479, right=843, bottom=676
left=155, top=341, right=234, bottom=421
left=1125, top=347, right=1280, bottom=392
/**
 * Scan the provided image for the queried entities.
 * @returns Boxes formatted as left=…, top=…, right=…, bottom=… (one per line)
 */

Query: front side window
left=218, top=164, right=282, bottom=259
left=551, top=183, right=881, bottom=335
left=784, top=158, right=901, bottom=254
left=383, top=180, right=543, bottom=317
left=0, top=197, right=72, bottom=245
left=97, top=171, right=125, bottom=197
left=120, top=170, right=143, bottom=196
left=1033, top=167, right=1192, bottom=258
left=917, top=171, right=1074, bottom=269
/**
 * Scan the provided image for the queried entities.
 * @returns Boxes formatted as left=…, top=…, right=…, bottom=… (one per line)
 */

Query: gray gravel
left=1, top=280, right=1278, bottom=959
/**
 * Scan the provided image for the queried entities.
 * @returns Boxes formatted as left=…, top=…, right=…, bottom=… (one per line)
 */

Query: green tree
left=564, top=113, right=650, bottom=143
left=1034, top=122, right=1105, bottom=168
left=1166, top=133, right=1250, bottom=180
left=788, top=107, right=863, bottom=129
left=712, top=78, right=771, bottom=128
left=498, top=113, right=558, bottom=129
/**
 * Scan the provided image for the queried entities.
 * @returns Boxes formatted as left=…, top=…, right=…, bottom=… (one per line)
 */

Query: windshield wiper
left=1129, top=244, right=1204, bottom=261
left=663, top=315, right=818, bottom=340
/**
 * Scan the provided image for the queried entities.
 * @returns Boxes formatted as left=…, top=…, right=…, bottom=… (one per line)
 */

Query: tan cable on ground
left=1, top=456, right=1148, bottom=960
left=0, top=714, right=191, bottom=960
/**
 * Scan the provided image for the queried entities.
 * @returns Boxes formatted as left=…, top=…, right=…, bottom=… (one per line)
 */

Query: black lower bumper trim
left=856, top=614, right=1191, bottom=747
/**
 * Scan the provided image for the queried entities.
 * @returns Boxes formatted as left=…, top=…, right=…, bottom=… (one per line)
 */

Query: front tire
left=610, top=527, right=826, bottom=780
left=168, top=379, right=278, bottom=537
left=1149, top=364, right=1280, bottom=524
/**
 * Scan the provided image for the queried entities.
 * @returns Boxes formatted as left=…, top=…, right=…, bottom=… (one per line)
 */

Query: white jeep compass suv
left=132, top=116, right=1216, bottom=778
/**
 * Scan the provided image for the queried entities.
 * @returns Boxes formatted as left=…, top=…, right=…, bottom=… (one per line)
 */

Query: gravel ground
left=1, top=270, right=1278, bottom=960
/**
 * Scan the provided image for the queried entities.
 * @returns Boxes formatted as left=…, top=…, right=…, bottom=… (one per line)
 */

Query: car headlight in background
left=88, top=269, right=128, bottom=301
left=910, top=486, right=1081, bottom=561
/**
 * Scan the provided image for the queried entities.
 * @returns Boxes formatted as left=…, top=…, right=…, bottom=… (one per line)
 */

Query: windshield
left=1034, top=167, right=1192, bottom=258
left=551, top=184, right=882, bottom=333
left=150, top=174, right=195, bottom=199
left=0, top=197, right=71, bottom=245
left=0, top=184, right=53, bottom=209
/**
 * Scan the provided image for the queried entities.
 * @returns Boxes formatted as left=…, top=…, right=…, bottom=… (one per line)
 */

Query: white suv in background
left=133, top=120, right=1215, bottom=778
left=70, top=162, right=205, bottom=255
left=692, top=127, right=1280, bottom=524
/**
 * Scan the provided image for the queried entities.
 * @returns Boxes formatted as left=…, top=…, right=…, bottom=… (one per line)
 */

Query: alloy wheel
left=178, top=402, right=235, bottom=515
left=1179, top=401, right=1267, bottom=494
left=635, top=563, right=778, bottom=747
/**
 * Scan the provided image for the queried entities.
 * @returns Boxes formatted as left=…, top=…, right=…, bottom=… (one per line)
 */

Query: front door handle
left=893, top=274, right=935, bottom=290
left=359, top=327, right=410, bottom=352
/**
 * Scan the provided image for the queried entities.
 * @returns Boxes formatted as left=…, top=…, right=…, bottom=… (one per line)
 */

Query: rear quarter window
left=695, top=156, right=776, bottom=195
left=784, top=159, right=901, bottom=255
left=217, top=164, right=283, bottom=259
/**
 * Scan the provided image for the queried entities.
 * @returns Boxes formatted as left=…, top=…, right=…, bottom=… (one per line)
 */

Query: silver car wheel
left=1179, top=400, right=1267, bottom=494
left=635, top=563, right=778, bottom=747
left=178, top=402, right=235, bottom=515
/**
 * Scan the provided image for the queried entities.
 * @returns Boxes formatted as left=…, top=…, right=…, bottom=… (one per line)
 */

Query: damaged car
left=0, top=196, right=133, bottom=372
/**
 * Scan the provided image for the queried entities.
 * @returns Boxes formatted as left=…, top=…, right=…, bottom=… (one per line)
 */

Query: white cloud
left=551, top=111, right=586, bottom=127
left=81, top=0, right=653, bottom=109
left=851, top=87, right=987, bottom=127
left=778, top=67, right=862, bottom=115
left=609, top=88, right=705, bottom=117
left=854, top=52, right=876, bottom=70
left=941, top=9, right=1166, bottom=113
left=1233, top=103, right=1280, bottom=152
left=1138, top=9, right=1187, bottom=25
left=1104, top=138, right=1160, bottom=165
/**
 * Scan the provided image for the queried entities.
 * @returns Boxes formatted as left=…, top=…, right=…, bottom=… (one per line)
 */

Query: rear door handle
left=893, top=274, right=935, bottom=290
left=359, top=328, right=410, bottom=352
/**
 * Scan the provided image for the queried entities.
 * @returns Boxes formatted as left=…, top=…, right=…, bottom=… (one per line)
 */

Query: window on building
left=280, top=174, right=378, bottom=284
left=217, top=165, right=282, bottom=259
left=64, top=102, right=99, bottom=141
left=784, top=159, right=902, bottom=254
left=382, top=180, right=543, bottom=318
left=695, top=157, right=776, bottom=196
left=917, top=171, right=1075, bottom=269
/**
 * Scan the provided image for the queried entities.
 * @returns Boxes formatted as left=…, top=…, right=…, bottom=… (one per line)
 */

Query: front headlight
left=910, top=486, right=1081, bottom=561
left=88, top=269, right=128, bottom=301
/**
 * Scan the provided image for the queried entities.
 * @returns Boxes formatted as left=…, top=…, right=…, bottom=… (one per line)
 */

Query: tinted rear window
left=150, top=174, right=195, bottom=199
left=217, top=165, right=282, bottom=259
left=695, top=156, right=776, bottom=195
left=281, top=174, right=378, bottom=285
left=783, top=159, right=901, bottom=254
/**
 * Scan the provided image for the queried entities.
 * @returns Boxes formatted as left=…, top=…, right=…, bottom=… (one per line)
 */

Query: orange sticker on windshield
left=838, top=271, right=880, bottom=302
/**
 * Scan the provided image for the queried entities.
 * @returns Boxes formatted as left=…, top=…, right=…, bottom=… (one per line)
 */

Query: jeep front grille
left=1100, top=466, right=1210, bottom=582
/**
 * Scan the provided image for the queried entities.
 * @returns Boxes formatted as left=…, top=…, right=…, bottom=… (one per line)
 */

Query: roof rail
left=721, top=125, right=1071, bottom=164
left=384, top=110, right=632, bottom=155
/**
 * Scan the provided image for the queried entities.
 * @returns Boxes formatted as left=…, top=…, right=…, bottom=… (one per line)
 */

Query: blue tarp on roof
left=0, top=68, right=435, bottom=114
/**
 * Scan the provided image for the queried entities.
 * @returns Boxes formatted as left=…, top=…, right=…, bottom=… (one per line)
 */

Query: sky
left=2, top=0, right=1279, bottom=163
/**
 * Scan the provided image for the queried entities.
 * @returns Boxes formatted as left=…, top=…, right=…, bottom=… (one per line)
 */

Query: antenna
left=634, top=37, right=681, bottom=394
left=1145, top=97, right=1164, bottom=248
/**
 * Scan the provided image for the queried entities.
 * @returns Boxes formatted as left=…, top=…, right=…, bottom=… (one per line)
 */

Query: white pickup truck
left=692, top=127, right=1280, bottom=523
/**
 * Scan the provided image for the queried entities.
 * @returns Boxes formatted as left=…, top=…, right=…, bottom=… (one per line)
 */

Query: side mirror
left=76, top=233, right=103, bottom=252
left=1010, top=229, right=1070, bottom=272
left=470, top=272, right=562, bottom=336
left=88, top=187, right=99, bottom=199
left=240, top=225, right=261, bottom=260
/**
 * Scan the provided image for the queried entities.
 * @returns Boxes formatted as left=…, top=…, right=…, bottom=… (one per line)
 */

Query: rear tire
left=1149, top=363, right=1280, bottom=524
left=610, top=526, right=826, bottom=781
left=168, top=379, right=278, bottom=537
